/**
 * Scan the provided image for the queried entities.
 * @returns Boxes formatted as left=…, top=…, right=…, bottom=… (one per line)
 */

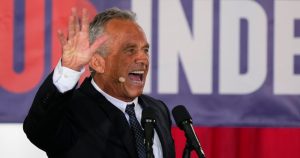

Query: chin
left=127, top=89, right=143, bottom=98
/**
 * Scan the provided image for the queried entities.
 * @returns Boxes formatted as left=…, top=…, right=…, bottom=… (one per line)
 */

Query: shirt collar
left=91, top=78, right=138, bottom=114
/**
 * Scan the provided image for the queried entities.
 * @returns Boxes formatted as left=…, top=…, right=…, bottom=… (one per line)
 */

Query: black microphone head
left=141, top=107, right=156, bottom=128
left=172, top=105, right=192, bottom=129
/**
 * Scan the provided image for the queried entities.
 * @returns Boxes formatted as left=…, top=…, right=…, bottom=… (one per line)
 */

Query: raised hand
left=57, top=8, right=107, bottom=71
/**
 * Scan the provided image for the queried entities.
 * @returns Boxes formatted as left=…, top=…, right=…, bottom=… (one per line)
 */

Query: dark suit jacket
left=23, top=73, right=175, bottom=158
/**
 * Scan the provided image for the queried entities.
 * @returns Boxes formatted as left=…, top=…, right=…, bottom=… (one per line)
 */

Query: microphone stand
left=182, top=139, right=205, bottom=158
left=145, top=139, right=154, bottom=158
left=183, top=142, right=192, bottom=158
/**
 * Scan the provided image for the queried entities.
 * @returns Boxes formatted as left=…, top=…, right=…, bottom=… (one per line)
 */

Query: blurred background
left=0, top=0, right=300, bottom=157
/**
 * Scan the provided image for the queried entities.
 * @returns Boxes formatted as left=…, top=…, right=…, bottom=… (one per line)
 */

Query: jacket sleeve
left=23, top=72, right=76, bottom=155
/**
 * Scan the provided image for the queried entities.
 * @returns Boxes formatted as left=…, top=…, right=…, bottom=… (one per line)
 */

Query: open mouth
left=128, top=70, right=144, bottom=82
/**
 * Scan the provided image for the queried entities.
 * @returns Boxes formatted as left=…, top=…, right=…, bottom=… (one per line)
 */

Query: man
left=23, top=7, right=175, bottom=158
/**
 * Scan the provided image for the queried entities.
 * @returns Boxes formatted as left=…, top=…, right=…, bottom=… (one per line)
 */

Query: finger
left=73, top=8, right=80, bottom=33
left=68, top=15, right=76, bottom=39
left=81, top=8, right=89, bottom=33
left=90, top=35, right=108, bottom=53
left=69, top=8, right=78, bottom=39
left=57, top=29, right=67, bottom=46
left=71, top=7, right=77, bottom=18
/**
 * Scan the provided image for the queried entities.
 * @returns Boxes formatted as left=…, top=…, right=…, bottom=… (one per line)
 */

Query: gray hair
left=89, top=7, right=136, bottom=76
left=89, top=7, right=136, bottom=56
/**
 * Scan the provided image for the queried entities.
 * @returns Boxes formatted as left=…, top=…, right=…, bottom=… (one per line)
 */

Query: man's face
left=95, top=19, right=149, bottom=102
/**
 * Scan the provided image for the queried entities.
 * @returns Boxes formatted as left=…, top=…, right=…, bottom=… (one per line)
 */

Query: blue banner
left=0, top=0, right=299, bottom=126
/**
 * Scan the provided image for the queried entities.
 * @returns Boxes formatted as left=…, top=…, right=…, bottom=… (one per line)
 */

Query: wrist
left=61, top=61, right=83, bottom=72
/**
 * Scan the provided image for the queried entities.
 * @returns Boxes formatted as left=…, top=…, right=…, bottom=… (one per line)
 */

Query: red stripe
left=172, top=127, right=300, bottom=158
left=0, top=0, right=44, bottom=93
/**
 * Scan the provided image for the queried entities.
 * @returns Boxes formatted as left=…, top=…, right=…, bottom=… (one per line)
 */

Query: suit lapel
left=138, top=96, right=169, bottom=158
left=79, top=78, right=138, bottom=158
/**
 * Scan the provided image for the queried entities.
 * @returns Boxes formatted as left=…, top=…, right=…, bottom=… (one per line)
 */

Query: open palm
left=57, top=8, right=107, bottom=71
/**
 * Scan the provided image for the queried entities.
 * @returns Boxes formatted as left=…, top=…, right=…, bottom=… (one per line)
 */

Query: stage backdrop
left=0, top=0, right=300, bottom=158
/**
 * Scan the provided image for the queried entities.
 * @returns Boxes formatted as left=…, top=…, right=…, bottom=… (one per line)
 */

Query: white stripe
left=0, top=123, right=46, bottom=158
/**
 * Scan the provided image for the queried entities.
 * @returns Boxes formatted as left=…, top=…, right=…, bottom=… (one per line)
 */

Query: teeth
left=131, top=70, right=144, bottom=74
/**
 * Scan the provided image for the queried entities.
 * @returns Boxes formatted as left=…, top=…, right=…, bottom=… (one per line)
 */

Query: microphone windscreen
left=172, top=105, right=192, bottom=128
left=141, top=107, right=156, bottom=128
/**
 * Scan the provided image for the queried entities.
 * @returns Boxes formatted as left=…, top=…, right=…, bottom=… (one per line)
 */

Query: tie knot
left=125, top=103, right=136, bottom=116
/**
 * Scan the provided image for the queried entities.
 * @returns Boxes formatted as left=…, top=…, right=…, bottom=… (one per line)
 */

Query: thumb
left=90, top=35, right=108, bottom=53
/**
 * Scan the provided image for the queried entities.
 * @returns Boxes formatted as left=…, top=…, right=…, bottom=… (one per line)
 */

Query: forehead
left=104, top=19, right=148, bottom=43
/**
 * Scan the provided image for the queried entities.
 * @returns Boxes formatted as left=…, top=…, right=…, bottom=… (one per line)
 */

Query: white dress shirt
left=52, top=60, right=163, bottom=158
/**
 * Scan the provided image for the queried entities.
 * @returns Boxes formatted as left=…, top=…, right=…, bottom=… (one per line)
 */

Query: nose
left=134, top=50, right=149, bottom=68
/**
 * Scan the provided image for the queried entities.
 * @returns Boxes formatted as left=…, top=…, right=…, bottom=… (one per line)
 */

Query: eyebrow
left=144, top=43, right=150, bottom=49
left=123, top=43, right=136, bottom=49
left=122, top=43, right=150, bottom=50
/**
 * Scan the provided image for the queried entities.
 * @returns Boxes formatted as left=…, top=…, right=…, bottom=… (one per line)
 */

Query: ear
left=89, top=54, right=105, bottom=73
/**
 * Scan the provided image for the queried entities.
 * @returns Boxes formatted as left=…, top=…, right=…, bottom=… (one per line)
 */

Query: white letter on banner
left=219, top=1, right=267, bottom=94
left=274, top=1, right=300, bottom=94
left=158, top=0, right=213, bottom=94
left=132, top=0, right=152, bottom=93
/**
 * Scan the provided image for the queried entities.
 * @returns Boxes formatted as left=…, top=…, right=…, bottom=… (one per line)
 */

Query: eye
left=126, top=48, right=136, bottom=54
left=144, top=48, right=149, bottom=54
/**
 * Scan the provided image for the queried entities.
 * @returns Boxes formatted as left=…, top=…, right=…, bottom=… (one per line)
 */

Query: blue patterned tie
left=125, top=103, right=146, bottom=158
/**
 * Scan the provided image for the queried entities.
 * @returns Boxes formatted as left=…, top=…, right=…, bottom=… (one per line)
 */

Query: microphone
left=118, top=77, right=126, bottom=83
left=141, top=107, right=156, bottom=158
left=172, top=105, right=205, bottom=158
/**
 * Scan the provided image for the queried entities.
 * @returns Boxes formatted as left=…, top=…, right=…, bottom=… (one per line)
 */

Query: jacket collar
left=79, top=77, right=138, bottom=158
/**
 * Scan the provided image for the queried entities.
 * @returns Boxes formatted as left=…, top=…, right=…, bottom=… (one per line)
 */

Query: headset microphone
left=118, top=77, right=126, bottom=83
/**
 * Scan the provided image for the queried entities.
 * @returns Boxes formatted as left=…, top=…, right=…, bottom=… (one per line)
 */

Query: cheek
left=118, top=60, right=131, bottom=72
